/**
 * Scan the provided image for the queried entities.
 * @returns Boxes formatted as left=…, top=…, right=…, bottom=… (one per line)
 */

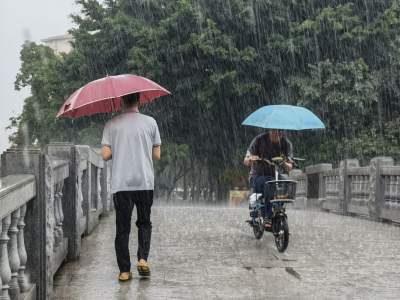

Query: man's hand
left=152, top=145, right=161, bottom=161
left=101, top=145, right=112, bottom=161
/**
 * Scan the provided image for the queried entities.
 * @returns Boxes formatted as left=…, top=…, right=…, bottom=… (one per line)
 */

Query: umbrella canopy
left=57, top=74, right=171, bottom=118
left=242, top=105, right=325, bottom=130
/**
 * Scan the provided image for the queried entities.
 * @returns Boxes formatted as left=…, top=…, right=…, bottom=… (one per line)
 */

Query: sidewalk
left=54, top=206, right=400, bottom=299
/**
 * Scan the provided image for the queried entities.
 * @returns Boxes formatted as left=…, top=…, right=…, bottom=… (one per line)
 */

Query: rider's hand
left=249, top=155, right=261, bottom=161
left=244, top=154, right=260, bottom=167
left=283, top=161, right=293, bottom=173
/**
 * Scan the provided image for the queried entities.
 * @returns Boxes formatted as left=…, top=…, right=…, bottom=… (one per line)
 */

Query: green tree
left=11, top=0, right=400, bottom=200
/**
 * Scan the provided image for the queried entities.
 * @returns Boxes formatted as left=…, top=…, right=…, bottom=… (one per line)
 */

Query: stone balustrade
left=0, top=143, right=112, bottom=299
left=0, top=175, right=36, bottom=300
left=1, top=143, right=399, bottom=300
left=290, top=169, right=307, bottom=209
left=295, top=156, right=400, bottom=223
left=380, top=164, right=400, bottom=222
left=321, top=168, right=341, bottom=212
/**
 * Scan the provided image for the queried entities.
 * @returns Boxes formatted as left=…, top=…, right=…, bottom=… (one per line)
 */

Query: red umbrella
left=57, top=74, right=170, bottom=118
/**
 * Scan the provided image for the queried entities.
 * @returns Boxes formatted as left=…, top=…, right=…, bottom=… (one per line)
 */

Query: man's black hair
left=122, top=93, right=140, bottom=107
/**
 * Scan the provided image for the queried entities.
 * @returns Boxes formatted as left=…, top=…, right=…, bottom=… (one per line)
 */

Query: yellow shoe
left=137, top=259, right=151, bottom=276
left=118, top=272, right=132, bottom=281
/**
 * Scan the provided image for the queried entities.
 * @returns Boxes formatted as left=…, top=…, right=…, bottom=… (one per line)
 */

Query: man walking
left=101, top=92, right=161, bottom=281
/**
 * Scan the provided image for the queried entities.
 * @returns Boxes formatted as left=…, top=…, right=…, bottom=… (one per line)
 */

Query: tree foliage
left=11, top=0, right=400, bottom=200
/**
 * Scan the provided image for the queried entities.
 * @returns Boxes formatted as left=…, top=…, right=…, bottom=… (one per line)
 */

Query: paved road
left=53, top=206, right=400, bottom=299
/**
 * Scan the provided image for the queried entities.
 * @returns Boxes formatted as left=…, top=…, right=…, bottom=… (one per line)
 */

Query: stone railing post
left=8, top=210, right=21, bottom=299
left=0, top=248, right=2, bottom=300
left=0, top=264, right=2, bottom=300
left=1, top=148, right=46, bottom=299
left=75, top=147, right=88, bottom=243
left=45, top=156, right=69, bottom=299
left=85, top=148, right=104, bottom=234
left=368, top=157, right=394, bottom=220
left=0, top=174, right=36, bottom=300
left=0, top=254, right=2, bottom=300
left=0, top=216, right=12, bottom=300
left=17, top=205, right=29, bottom=293
left=44, top=155, right=55, bottom=299
left=290, top=169, right=307, bottom=209
left=76, top=146, right=90, bottom=236
left=339, top=159, right=360, bottom=215
left=305, top=164, right=332, bottom=208
left=46, top=143, right=84, bottom=261
left=101, top=162, right=109, bottom=214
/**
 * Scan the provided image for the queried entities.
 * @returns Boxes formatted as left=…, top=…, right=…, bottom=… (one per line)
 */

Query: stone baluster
left=107, top=163, right=113, bottom=211
left=384, top=176, right=389, bottom=206
left=97, top=168, right=102, bottom=211
left=57, top=181, right=64, bottom=242
left=7, top=210, right=20, bottom=299
left=324, top=177, right=327, bottom=194
left=355, top=175, right=359, bottom=200
left=81, top=168, right=89, bottom=220
left=0, top=216, right=12, bottom=300
left=390, top=177, right=393, bottom=205
left=53, top=183, right=61, bottom=249
left=328, top=176, right=331, bottom=192
left=396, top=176, right=400, bottom=206
left=332, top=176, right=335, bottom=192
left=389, top=176, right=393, bottom=206
left=390, top=176, right=396, bottom=207
left=369, top=157, right=394, bottom=220
left=77, top=169, right=85, bottom=232
left=0, top=248, right=2, bottom=300
left=0, top=258, right=2, bottom=300
left=17, top=205, right=29, bottom=293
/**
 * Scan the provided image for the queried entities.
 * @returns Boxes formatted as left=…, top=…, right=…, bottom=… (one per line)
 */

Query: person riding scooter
left=243, top=130, right=293, bottom=224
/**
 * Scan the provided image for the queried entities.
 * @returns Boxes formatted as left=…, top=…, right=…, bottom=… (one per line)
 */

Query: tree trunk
left=216, top=179, right=229, bottom=204
left=190, top=158, right=196, bottom=202
left=183, top=161, right=188, bottom=201
left=208, top=175, right=214, bottom=203
left=167, top=187, right=174, bottom=203
left=194, top=164, right=202, bottom=203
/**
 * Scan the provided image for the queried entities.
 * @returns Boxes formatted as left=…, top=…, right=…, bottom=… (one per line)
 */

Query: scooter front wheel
left=273, top=217, right=289, bottom=252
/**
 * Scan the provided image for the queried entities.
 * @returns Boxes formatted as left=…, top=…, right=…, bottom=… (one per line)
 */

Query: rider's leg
left=249, top=177, right=257, bottom=193
left=279, top=174, right=288, bottom=180
left=249, top=177, right=260, bottom=214
left=262, top=176, right=274, bottom=220
left=252, top=176, right=273, bottom=218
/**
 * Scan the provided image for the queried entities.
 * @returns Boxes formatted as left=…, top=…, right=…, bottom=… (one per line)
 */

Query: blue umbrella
left=242, top=105, right=325, bottom=130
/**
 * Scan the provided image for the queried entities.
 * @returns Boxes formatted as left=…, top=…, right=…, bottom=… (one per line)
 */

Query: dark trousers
left=250, top=175, right=273, bottom=218
left=113, top=190, right=153, bottom=273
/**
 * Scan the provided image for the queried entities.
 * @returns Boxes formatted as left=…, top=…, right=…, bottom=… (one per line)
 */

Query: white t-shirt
left=101, top=107, right=161, bottom=193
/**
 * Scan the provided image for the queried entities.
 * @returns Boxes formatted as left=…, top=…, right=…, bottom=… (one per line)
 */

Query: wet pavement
left=53, top=206, right=400, bottom=299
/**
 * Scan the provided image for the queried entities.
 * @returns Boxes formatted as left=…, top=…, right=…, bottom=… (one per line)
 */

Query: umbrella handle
left=252, top=158, right=273, bottom=165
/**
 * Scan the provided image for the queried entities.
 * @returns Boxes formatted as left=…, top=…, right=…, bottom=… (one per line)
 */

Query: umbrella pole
left=111, top=98, right=116, bottom=112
